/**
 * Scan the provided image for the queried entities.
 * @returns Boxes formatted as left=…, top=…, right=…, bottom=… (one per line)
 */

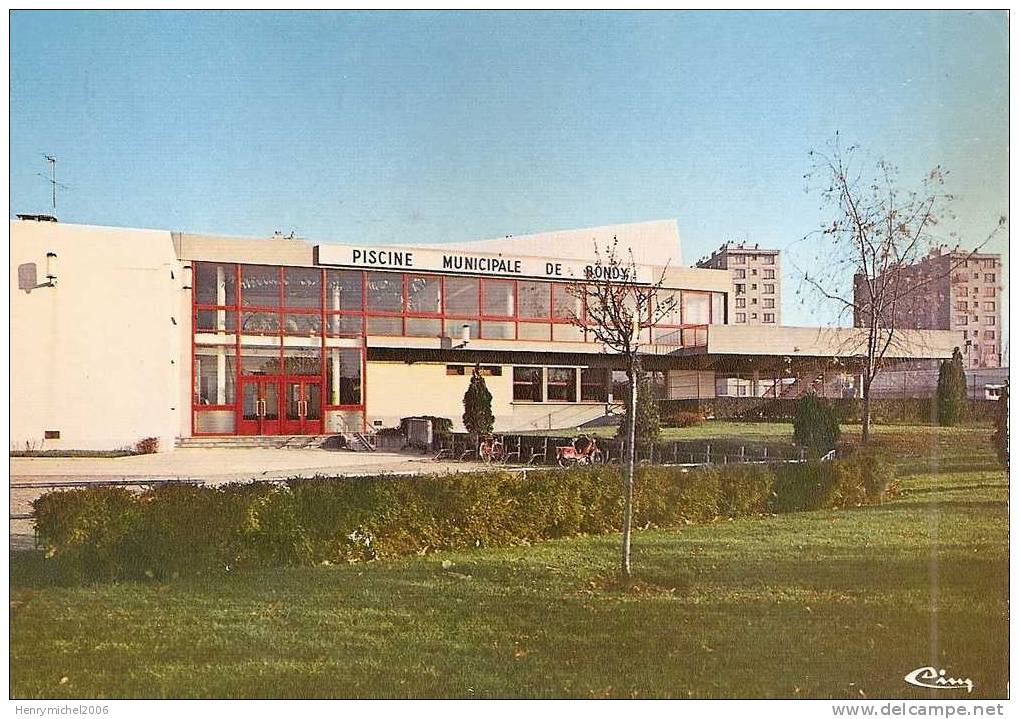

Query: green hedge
left=660, top=397, right=996, bottom=425
left=33, top=456, right=894, bottom=581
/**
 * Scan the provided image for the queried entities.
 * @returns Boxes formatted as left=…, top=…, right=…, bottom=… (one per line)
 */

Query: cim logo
left=904, top=666, right=974, bottom=693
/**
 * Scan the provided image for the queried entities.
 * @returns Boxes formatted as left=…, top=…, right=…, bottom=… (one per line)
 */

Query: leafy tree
left=936, top=347, right=967, bottom=426
left=615, top=370, right=661, bottom=443
left=993, top=381, right=1008, bottom=469
left=462, top=365, right=494, bottom=439
left=793, top=392, right=840, bottom=455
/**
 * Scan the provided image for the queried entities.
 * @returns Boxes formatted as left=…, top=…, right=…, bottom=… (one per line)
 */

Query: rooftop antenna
left=38, top=155, right=69, bottom=212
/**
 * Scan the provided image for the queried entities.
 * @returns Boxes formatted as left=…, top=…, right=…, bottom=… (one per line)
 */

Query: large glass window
left=406, top=317, right=443, bottom=337
left=711, top=292, right=725, bottom=324
left=681, top=291, right=710, bottom=325
left=241, top=265, right=281, bottom=307
left=580, top=367, right=608, bottom=402
left=513, top=367, right=543, bottom=402
left=366, top=272, right=403, bottom=312
left=518, top=281, right=551, bottom=318
left=326, top=270, right=363, bottom=312
left=553, top=324, right=584, bottom=342
left=194, top=346, right=237, bottom=405
left=445, top=319, right=480, bottom=341
left=552, top=284, right=581, bottom=321
left=284, top=267, right=322, bottom=309
left=517, top=322, right=551, bottom=341
left=195, top=262, right=237, bottom=306
left=367, top=316, right=404, bottom=335
left=406, top=275, right=441, bottom=314
left=283, top=348, right=321, bottom=376
left=241, top=345, right=282, bottom=375
left=445, top=277, right=480, bottom=316
left=326, top=348, right=362, bottom=405
left=283, top=313, right=322, bottom=337
left=483, top=279, right=515, bottom=317
left=327, top=314, right=363, bottom=336
left=481, top=321, right=515, bottom=340
left=240, top=311, right=280, bottom=335
left=546, top=367, right=577, bottom=402
left=195, top=309, right=237, bottom=334
left=655, top=290, right=682, bottom=326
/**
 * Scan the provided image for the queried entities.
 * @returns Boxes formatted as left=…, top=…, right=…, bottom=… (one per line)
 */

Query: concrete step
left=176, top=435, right=335, bottom=449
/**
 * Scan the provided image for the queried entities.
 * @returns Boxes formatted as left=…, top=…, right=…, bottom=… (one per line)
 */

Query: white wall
left=11, top=221, right=183, bottom=451
left=365, top=361, right=610, bottom=432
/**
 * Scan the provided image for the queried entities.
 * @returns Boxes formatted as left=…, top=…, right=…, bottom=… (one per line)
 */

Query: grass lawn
left=10, top=425, right=1007, bottom=699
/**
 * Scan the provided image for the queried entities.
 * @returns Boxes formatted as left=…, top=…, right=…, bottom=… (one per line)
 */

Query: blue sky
left=10, top=10, right=1009, bottom=338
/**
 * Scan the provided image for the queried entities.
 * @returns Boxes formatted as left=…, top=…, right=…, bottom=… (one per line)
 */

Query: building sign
left=314, top=244, right=654, bottom=284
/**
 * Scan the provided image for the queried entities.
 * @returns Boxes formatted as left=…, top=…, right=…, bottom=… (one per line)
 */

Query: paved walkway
left=10, top=448, right=491, bottom=550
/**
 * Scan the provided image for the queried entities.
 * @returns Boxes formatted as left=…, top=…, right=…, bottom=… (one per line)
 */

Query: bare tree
left=798, top=134, right=1006, bottom=442
left=565, top=238, right=676, bottom=578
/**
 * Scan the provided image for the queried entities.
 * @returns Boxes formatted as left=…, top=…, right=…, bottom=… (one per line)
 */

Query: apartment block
left=695, top=243, right=781, bottom=325
left=853, top=247, right=1002, bottom=368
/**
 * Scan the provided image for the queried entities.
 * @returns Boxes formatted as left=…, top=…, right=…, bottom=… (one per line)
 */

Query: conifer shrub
left=792, top=393, right=841, bottom=455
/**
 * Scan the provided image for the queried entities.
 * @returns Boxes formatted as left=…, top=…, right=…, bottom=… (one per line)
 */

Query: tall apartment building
left=853, top=247, right=1002, bottom=368
left=695, top=243, right=781, bottom=325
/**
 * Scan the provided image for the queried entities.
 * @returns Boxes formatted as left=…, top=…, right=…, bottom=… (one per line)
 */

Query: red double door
left=239, top=377, right=322, bottom=435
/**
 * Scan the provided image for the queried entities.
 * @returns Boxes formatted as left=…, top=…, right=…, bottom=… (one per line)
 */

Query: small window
left=763, top=284, right=775, bottom=294
left=751, top=268, right=758, bottom=276
left=763, top=313, right=775, bottom=323
left=984, top=302, right=995, bottom=311
left=751, top=283, right=758, bottom=290
left=763, top=298, right=774, bottom=308
left=734, top=269, right=746, bottom=279
left=985, top=273, right=996, bottom=283
left=984, top=331, right=996, bottom=340
left=984, top=287, right=996, bottom=297
left=447, top=365, right=501, bottom=376
left=44, top=430, right=60, bottom=440
left=734, top=255, right=746, bottom=264
left=580, top=367, right=609, bottom=402
left=735, top=284, right=746, bottom=295
left=985, top=316, right=996, bottom=325
left=735, top=312, right=746, bottom=322
left=735, top=298, right=746, bottom=308
left=763, top=255, right=775, bottom=265
left=546, top=367, right=577, bottom=402
left=957, top=316, right=968, bottom=325
left=763, top=269, right=775, bottom=279
left=513, top=367, right=543, bottom=402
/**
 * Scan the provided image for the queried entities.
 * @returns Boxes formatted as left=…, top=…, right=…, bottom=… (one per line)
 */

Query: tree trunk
left=622, top=365, right=637, bottom=578
left=862, top=373, right=872, bottom=444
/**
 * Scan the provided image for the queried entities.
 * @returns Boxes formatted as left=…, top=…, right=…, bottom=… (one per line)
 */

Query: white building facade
left=10, top=218, right=962, bottom=451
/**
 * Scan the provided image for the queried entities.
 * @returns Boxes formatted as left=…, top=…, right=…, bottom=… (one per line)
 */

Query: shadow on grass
left=9, top=550, right=79, bottom=589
